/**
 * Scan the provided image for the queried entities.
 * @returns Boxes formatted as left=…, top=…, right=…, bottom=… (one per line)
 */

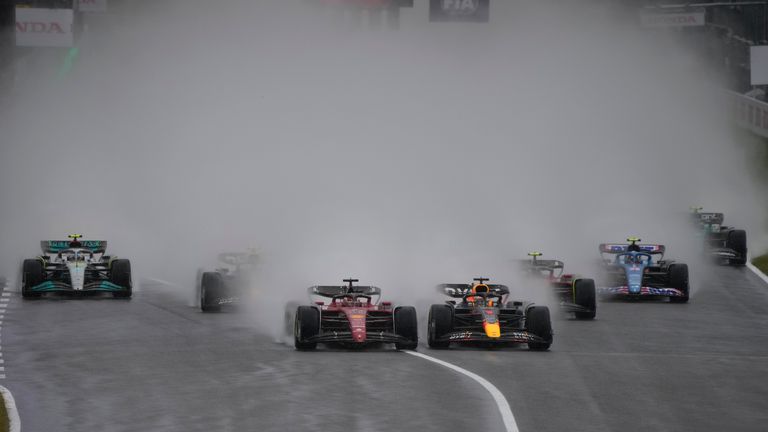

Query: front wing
left=30, top=280, right=127, bottom=293
left=559, top=302, right=594, bottom=314
left=306, top=331, right=411, bottom=344
left=598, top=286, right=684, bottom=298
left=437, top=330, right=548, bottom=344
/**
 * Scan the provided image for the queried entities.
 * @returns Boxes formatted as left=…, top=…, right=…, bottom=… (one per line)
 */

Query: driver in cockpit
left=69, top=237, right=82, bottom=248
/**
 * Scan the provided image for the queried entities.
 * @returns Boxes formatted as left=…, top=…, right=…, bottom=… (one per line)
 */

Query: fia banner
left=430, top=0, right=489, bottom=23
left=15, top=8, right=74, bottom=48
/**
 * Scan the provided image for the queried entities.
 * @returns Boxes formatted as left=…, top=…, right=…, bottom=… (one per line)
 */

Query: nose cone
left=483, top=322, right=501, bottom=338
left=628, top=272, right=642, bottom=294
left=345, top=310, right=368, bottom=343
left=352, top=327, right=366, bottom=342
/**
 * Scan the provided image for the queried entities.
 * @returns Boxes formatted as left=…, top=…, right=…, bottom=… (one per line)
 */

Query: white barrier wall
left=732, top=91, right=768, bottom=139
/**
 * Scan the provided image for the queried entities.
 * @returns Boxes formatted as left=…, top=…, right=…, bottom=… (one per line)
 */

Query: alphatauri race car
left=520, top=252, right=596, bottom=320
left=21, top=235, right=132, bottom=299
left=427, top=278, right=552, bottom=350
left=292, top=279, right=418, bottom=350
left=199, top=251, right=257, bottom=312
left=690, top=207, right=747, bottom=266
left=597, top=238, right=689, bottom=303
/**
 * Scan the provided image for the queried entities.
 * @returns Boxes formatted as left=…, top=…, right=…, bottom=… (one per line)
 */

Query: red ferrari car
left=293, top=279, right=418, bottom=350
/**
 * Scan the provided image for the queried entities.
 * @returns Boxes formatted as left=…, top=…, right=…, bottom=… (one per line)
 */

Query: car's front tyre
left=574, top=278, right=596, bottom=320
left=21, top=259, right=44, bottom=299
left=200, top=272, right=223, bottom=312
left=111, top=259, right=132, bottom=298
left=294, top=306, right=320, bottom=351
left=526, top=306, right=552, bottom=351
left=394, top=306, right=418, bottom=350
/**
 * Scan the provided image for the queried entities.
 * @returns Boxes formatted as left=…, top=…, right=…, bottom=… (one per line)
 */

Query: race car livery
left=292, top=279, right=418, bottom=350
left=199, top=251, right=258, bottom=312
left=597, top=237, right=689, bottom=303
left=21, top=235, right=132, bottom=298
left=520, top=252, right=596, bottom=319
left=427, top=278, right=552, bottom=350
left=690, top=207, right=747, bottom=266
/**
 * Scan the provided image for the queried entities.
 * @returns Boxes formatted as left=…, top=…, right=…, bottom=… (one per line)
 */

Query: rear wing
left=519, top=259, right=564, bottom=271
left=41, top=240, right=107, bottom=254
left=437, top=283, right=510, bottom=298
left=599, top=243, right=665, bottom=255
left=218, top=252, right=257, bottom=267
left=695, top=212, right=724, bottom=225
left=308, top=285, right=382, bottom=298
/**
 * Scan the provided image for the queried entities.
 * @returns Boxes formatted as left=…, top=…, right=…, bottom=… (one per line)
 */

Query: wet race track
left=2, top=265, right=767, bottom=432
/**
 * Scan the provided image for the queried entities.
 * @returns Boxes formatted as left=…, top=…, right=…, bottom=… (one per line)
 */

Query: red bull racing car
left=293, top=279, right=418, bottom=350
left=427, top=278, right=552, bottom=350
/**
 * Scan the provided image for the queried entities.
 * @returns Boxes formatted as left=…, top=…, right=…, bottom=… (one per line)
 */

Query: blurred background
left=0, top=0, right=767, bottom=320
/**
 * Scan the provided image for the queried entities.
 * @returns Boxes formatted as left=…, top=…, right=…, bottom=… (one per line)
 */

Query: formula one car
left=427, top=278, right=552, bottom=350
left=293, top=279, right=418, bottom=350
left=520, top=252, right=596, bottom=320
left=597, top=238, right=689, bottom=302
left=21, top=235, right=132, bottom=299
left=690, top=207, right=747, bottom=266
left=199, top=251, right=257, bottom=312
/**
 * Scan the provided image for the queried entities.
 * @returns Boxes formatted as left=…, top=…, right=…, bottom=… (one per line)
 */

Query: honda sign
left=15, top=8, right=74, bottom=47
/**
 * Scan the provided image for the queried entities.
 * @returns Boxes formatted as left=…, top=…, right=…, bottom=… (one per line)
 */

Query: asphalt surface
left=2, top=265, right=768, bottom=432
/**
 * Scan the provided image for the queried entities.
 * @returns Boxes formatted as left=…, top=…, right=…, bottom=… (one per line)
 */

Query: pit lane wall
left=732, top=91, right=768, bottom=139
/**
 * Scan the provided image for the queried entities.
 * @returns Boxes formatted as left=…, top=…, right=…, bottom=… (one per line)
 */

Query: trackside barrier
left=731, top=90, right=768, bottom=139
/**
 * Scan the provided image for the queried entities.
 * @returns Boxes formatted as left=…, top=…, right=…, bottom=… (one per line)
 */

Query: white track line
left=747, top=262, right=768, bottom=286
left=404, top=351, right=519, bottom=432
left=0, top=386, right=20, bottom=432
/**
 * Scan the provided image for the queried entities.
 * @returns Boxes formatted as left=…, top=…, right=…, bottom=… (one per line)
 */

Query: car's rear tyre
left=111, top=259, right=132, bottom=298
left=394, top=306, right=418, bottom=350
left=21, top=259, right=44, bottom=299
left=294, top=306, right=320, bottom=350
left=427, top=304, right=453, bottom=349
left=526, top=306, right=552, bottom=351
left=727, top=229, right=747, bottom=266
left=200, top=272, right=223, bottom=312
left=573, top=279, right=596, bottom=320
left=668, top=263, right=690, bottom=303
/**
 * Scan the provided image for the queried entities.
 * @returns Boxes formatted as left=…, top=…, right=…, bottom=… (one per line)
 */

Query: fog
left=1, top=0, right=766, bottom=335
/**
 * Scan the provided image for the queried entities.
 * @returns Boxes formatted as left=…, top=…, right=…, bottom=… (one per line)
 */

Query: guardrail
left=732, top=90, right=768, bottom=139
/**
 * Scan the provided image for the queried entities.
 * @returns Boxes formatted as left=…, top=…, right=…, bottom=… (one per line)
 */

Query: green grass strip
left=753, top=254, right=768, bottom=275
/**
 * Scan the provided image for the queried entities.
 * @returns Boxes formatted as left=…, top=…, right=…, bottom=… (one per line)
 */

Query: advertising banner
left=430, top=0, right=490, bottom=23
left=640, top=9, right=705, bottom=27
left=79, top=0, right=108, bottom=13
left=750, top=46, right=768, bottom=86
left=15, top=8, right=74, bottom=47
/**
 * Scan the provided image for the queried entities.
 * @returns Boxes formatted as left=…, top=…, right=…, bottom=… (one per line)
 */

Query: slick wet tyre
left=574, top=279, right=596, bottom=320
left=427, top=304, right=453, bottom=349
left=294, top=306, right=320, bottom=351
left=727, top=230, right=747, bottom=266
left=394, top=306, right=418, bottom=350
left=668, top=263, right=690, bottom=303
left=526, top=306, right=552, bottom=351
left=111, top=259, right=132, bottom=298
left=200, top=272, right=223, bottom=312
left=21, top=259, right=44, bottom=299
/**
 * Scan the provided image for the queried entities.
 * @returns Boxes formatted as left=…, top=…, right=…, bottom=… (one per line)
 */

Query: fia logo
left=442, top=0, right=480, bottom=16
